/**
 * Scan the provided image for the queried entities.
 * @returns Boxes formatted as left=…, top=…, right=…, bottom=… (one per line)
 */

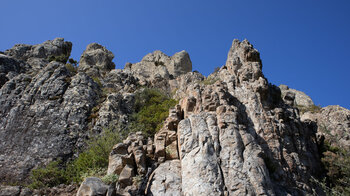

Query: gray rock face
left=0, top=186, right=32, bottom=196
left=302, top=105, right=350, bottom=149
left=102, top=39, right=324, bottom=196
left=125, top=50, right=192, bottom=86
left=5, top=38, right=72, bottom=62
left=78, top=43, right=115, bottom=77
left=0, top=39, right=101, bottom=183
left=77, top=177, right=109, bottom=196
left=147, top=160, right=182, bottom=196
left=178, top=116, right=225, bottom=196
left=279, top=84, right=314, bottom=107
left=174, top=39, right=322, bottom=195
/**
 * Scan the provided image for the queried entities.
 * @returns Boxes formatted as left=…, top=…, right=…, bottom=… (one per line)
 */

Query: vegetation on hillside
left=297, top=104, right=322, bottom=114
left=130, top=88, right=177, bottom=136
left=317, top=141, right=350, bottom=195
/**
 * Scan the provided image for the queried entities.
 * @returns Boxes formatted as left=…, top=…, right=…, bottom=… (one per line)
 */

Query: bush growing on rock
left=28, top=160, right=68, bottom=189
left=48, top=54, right=70, bottom=63
left=297, top=104, right=322, bottom=114
left=66, top=128, right=122, bottom=183
left=131, top=88, right=177, bottom=136
left=319, top=142, right=350, bottom=195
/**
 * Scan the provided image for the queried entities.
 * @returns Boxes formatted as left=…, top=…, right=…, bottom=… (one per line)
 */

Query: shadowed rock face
left=0, top=38, right=339, bottom=195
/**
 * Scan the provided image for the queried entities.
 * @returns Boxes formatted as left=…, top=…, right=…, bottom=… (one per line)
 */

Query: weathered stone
left=78, top=43, right=115, bottom=77
left=174, top=39, right=323, bottom=195
left=133, top=145, right=147, bottom=175
left=124, top=50, right=192, bottom=87
left=0, top=38, right=334, bottom=195
left=118, top=164, right=135, bottom=188
left=147, top=160, right=182, bottom=196
left=107, top=143, right=134, bottom=175
left=178, top=116, right=225, bottom=196
left=284, top=91, right=296, bottom=106
left=0, top=186, right=21, bottom=196
left=76, top=177, right=109, bottom=196
left=279, top=84, right=314, bottom=107
left=5, top=38, right=72, bottom=62
left=302, top=105, right=350, bottom=149
left=0, top=59, right=100, bottom=182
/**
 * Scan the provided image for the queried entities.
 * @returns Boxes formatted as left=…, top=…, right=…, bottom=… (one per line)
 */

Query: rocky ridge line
left=0, top=38, right=349, bottom=196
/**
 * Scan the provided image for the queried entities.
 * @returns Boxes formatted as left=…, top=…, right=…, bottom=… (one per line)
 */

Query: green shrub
left=68, top=58, right=78, bottom=67
left=65, top=63, right=77, bottom=74
left=92, top=76, right=102, bottom=87
left=79, top=168, right=106, bottom=180
left=297, top=104, right=322, bottom=114
left=317, top=142, right=350, bottom=195
left=201, top=77, right=219, bottom=85
left=131, top=88, right=177, bottom=136
left=48, top=55, right=69, bottom=64
left=66, top=128, right=121, bottom=183
left=132, top=175, right=143, bottom=186
left=28, top=160, right=67, bottom=189
left=102, top=173, right=119, bottom=185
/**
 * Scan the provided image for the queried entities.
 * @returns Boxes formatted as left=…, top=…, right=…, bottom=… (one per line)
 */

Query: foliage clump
left=318, top=142, right=350, bottom=195
left=130, top=88, right=177, bottom=136
left=65, top=58, right=78, bottom=74
left=48, top=55, right=69, bottom=64
left=201, top=76, right=219, bottom=85
left=28, top=128, right=121, bottom=188
left=28, top=160, right=68, bottom=189
left=101, top=173, right=119, bottom=185
left=66, top=128, right=122, bottom=183
left=92, top=76, right=102, bottom=87
left=297, top=104, right=322, bottom=114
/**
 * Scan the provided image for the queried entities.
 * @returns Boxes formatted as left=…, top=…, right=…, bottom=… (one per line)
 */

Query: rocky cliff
left=0, top=38, right=349, bottom=196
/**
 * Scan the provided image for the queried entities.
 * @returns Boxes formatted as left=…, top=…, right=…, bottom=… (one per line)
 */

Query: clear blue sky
left=1, top=1, right=349, bottom=109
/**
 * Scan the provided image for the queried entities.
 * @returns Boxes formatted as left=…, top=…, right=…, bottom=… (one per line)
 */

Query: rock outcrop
left=302, top=105, right=350, bottom=149
left=125, top=50, right=192, bottom=89
left=78, top=43, right=115, bottom=77
left=0, top=38, right=103, bottom=183
left=279, top=84, right=314, bottom=107
left=2, top=38, right=348, bottom=195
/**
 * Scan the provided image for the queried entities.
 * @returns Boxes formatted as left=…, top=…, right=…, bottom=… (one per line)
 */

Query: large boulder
left=147, top=160, right=182, bottom=196
left=76, top=177, right=109, bottom=196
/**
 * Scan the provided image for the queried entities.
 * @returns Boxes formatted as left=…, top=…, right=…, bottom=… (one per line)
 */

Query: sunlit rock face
left=0, top=38, right=331, bottom=195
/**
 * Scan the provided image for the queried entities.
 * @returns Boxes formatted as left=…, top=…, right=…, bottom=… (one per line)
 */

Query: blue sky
left=1, top=1, right=349, bottom=109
